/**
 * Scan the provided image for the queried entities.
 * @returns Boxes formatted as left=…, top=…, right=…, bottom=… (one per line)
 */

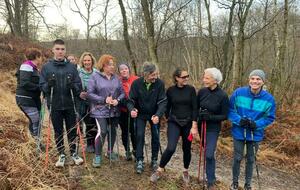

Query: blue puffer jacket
left=228, top=86, right=276, bottom=142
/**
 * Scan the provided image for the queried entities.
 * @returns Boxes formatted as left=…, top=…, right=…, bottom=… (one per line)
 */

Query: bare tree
left=118, top=0, right=137, bottom=74
left=232, top=0, right=254, bottom=89
left=3, top=0, right=29, bottom=37
left=70, top=0, right=109, bottom=47
left=270, top=0, right=288, bottom=95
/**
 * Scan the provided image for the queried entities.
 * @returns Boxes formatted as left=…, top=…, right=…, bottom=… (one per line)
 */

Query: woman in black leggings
left=150, top=67, right=198, bottom=184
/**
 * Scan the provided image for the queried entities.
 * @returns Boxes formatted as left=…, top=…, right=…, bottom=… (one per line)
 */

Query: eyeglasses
left=54, top=48, right=65, bottom=51
left=178, top=75, right=189, bottom=79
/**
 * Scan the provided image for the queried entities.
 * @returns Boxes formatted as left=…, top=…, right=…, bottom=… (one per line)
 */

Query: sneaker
left=230, top=182, right=239, bottom=190
left=92, top=155, right=101, bottom=168
left=71, top=153, right=84, bottom=165
left=182, top=171, right=190, bottom=184
left=244, top=184, right=252, bottom=190
left=55, top=154, right=66, bottom=168
left=125, top=151, right=132, bottom=161
left=106, top=152, right=119, bottom=161
left=150, top=170, right=162, bottom=183
left=208, top=184, right=216, bottom=190
left=86, top=145, right=95, bottom=153
left=136, top=160, right=144, bottom=174
left=151, top=159, right=158, bottom=171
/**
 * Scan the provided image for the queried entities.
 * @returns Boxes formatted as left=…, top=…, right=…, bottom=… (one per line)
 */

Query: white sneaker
left=55, top=154, right=66, bottom=168
left=71, top=153, right=83, bottom=165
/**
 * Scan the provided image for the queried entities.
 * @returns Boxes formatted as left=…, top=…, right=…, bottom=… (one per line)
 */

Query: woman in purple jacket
left=87, top=54, right=125, bottom=167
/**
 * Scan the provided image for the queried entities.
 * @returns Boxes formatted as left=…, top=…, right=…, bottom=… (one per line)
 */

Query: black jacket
left=197, top=86, right=229, bottom=132
left=127, top=77, right=167, bottom=120
left=15, top=62, right=41, bottom=109
left=39, top=59, right=82, bottom=111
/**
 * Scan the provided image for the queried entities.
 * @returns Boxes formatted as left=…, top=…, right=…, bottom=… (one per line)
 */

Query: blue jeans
left=205, top=131, right=219, bottom=186
left=232, top=139, right=259, bottom=185
left=135, top=117, right=160, bottom=161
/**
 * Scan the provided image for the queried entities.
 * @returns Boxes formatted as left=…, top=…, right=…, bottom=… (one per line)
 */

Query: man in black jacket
left=40, top=39, right=83, bottom=167
left=127, top=62, right=167, bottom=174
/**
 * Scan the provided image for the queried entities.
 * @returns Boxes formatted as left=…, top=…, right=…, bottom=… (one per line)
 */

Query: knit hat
left=249, top=69, right=265, bottom=81
left=118, top=62, right=131, bottom=73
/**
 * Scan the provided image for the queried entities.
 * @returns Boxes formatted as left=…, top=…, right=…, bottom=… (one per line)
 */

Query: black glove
left=249, top=120, right=257, bottom=130
left=66, top=74, right=74, bottom=89
left=239, top=118, right=250, bottom=128
left=48, top=74, right=56, bottom=87
left=198, top=109, right=210, bottom=121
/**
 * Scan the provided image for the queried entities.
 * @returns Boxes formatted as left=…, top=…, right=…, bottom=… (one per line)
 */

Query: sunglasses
left=178, top=75, right=189, bottom=79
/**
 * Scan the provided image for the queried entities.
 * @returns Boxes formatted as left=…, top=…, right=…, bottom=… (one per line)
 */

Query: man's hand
left=239, top=118, right=250, bottom=128
left=151, top=115, right=159, bottom=124
left=80, top=91, right=87, bottom=100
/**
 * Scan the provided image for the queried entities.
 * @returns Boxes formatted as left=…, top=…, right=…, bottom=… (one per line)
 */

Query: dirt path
left=76, top=127, right=300, bottom=190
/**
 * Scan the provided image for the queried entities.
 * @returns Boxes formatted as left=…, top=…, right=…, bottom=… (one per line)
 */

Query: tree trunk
left=118, top=0, right=138, bottom=74
left=141, top=0, right=158, bottom=64
left=270, top=0, right=288, bottom=94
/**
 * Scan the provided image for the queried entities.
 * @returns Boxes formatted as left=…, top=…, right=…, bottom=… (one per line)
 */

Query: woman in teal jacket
left=228, top=69, right=276, bottom=190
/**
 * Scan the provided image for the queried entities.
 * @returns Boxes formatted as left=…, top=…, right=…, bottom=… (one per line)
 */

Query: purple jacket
left=87, top=71, right=125, bottom=118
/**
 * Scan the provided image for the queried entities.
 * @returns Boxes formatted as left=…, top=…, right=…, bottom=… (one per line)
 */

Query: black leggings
left=159, top=121, right=192, bottom=169
left=119, top=111, right=136, bottom=152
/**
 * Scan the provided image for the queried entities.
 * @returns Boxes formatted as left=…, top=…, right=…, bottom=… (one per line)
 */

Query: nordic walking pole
left=202, top=121, right=207, bottom=190
left=144, top=124, right=149, bottom=163
left=197, top=121, right=204, bottom=183
left=108, top=103, right=112, bottom=167
left=153, top=123, right=162, bottom=156
left=70, top=88, right=86, bottom=166
left=126, top=113, right=131, bottom=160
left=116, top=124, right=120, bottom=161
left=45, top=86, right=53, bottom=169
left=37, top=98, right=45, bottom=155
left=251, top=130, right=261, bottom=190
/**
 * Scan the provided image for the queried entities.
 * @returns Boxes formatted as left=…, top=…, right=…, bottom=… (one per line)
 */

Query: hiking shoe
left=86, top=145, right=95, bottom=153
left=136, top=160, right=144, bottom=174
left=244, top=184, right=252, bottom=190
left=182, top=171, right=190, bottom=184
left=71, top=153, right=84, bottom=165
left=55, top=154, right=66, bottom=168
left=92, top=155, right=101, bottom=168
left=208, top=184, right=216, bottom=190
left=106, top=152, right=119, bottom=161
left=151, top=159, right=158, bottom=170
left=125, top=151, right=132, bottom=161
left=230, top=182, right=239, bottom=190
left=150, top=170, right=162, bottom=183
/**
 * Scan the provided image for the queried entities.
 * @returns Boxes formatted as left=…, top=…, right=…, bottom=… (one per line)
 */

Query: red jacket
left=120, top=75, right=139, bottom=112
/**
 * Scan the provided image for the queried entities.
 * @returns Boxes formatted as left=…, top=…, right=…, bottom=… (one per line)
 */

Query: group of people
left=16, top=38, right=276, bottom=190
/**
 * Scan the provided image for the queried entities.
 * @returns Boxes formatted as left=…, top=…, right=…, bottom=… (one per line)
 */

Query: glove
left=66, top=74, right=74, bottom=89
left=239, top=118, right=250, bottom=128
left=249, top=120, right=257, bottom=130
left=48, top=74, right=56, bottom=87
left=198, top=109, right=210, bottom=121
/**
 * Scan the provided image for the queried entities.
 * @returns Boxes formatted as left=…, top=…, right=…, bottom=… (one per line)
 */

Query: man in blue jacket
left=229, top=69, right=276, bottom=190
left=40, top=39, right=83, bottom=167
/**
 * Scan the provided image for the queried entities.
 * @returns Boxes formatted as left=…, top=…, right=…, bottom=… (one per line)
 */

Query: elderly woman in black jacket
left=197, top=67, right=229, bottom=190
